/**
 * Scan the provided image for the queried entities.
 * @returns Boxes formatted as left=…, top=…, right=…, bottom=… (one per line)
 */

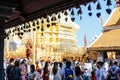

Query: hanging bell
left=52, top=23, right=56, bottom=26
left=7, top=37, right=9, bottom=40
left=21, top=32, right=24, bottom=36
left=58, top=13, right=61, bottom=19
left=77, top=7, right=82, bottom=15
left=37, top=26, right=40, bottom=30
left=106, top=8, right=112, bottom=14
left=33, top=28, right=36, bottom=31
left=88, top=4, right=92, bottom=11
left=80, top=16, right=82, bottom=20
left=41, top=19, right=44, bottom=23
left=9, top=30, right=11, bottom=33
left=71, top=17, right=75, bottom=22
left=71, top=9, right=75, bottom=16
left=75, top=5, right=80, bottom=9
left=93, top=0, right=97, bottom=3
left=17, top=28, right=20, bottom=31
left=106, top=0, right=112, bottom=6
left=28, top=29, right=31, bottom=32
left=23, top=25, right=26, bottom=29
left=96, top=12, right=101, bottom=18
left=47, top=24, right=50, bottom=28
left=33, top=21, right=36, bottom=26
left=18, top=33, right=20, bottom=36
left=96, top=2, right=101, bottom=10
left=88, top=12, right=92, bottom=16
left=41, top=33, right=43, bottom=36
left=83, top=3, right=87, bottom=6
left=47, top=18, right=50, bottom=23
left=21, top=27, right=23, bottom=30
left=36, top=20, right=39, bottom=25
left=69, top=8, right=71, bottom=11
left=65, top=17, right=68, bottom=22
left=12, top=29, right=15, bottom=32
left=41, top=27, right=44, bottom=31
left=64, top=11, right=68, bottom=16
left=51, top=16, right=56, bottom=21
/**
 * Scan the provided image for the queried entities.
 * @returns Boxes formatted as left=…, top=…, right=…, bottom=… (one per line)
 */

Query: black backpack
left=109, top=66, right=116, bottom=79
left=6, top=64, right=13, bottom=78
left=65, top=68, right=73, bottom=80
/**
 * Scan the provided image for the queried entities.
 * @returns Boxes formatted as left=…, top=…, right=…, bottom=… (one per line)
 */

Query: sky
left=72, top=0, right=116, bottom=46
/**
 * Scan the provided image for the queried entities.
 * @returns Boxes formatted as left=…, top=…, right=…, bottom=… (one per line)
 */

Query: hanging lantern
left=88, top=12, right=92, bottom=16
left=77, top=7, right=82, bottom=15
left=96, top=2, right=101, bottom=10
left=96, top=12, right=101, bottom=18
left=106, top=8, right=112, bottom=14
left=106, top=0, right=112, bottom=6
left=71, top=9, right=75, bottom=16
left=88, top=4, right=92, bottom=11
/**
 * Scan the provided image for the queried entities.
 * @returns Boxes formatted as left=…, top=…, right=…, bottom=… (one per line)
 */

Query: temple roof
left=88, top=6, right=120, bottom=51
left=88, top=29, right=120, bottom=50
left=103, top=7, right=120, bottom=27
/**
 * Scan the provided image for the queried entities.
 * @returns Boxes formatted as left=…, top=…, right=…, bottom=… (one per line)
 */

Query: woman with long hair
left=75, top=66, right=83, bottom=80
left=42, top=61, right=50, bottom=80
left=27, top=64, right=37, bottom=80
left=51, top=62, right=61, bottom=80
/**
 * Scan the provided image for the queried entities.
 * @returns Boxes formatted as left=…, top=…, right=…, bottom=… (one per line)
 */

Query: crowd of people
left=3, top=57, right=120, bottom=80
